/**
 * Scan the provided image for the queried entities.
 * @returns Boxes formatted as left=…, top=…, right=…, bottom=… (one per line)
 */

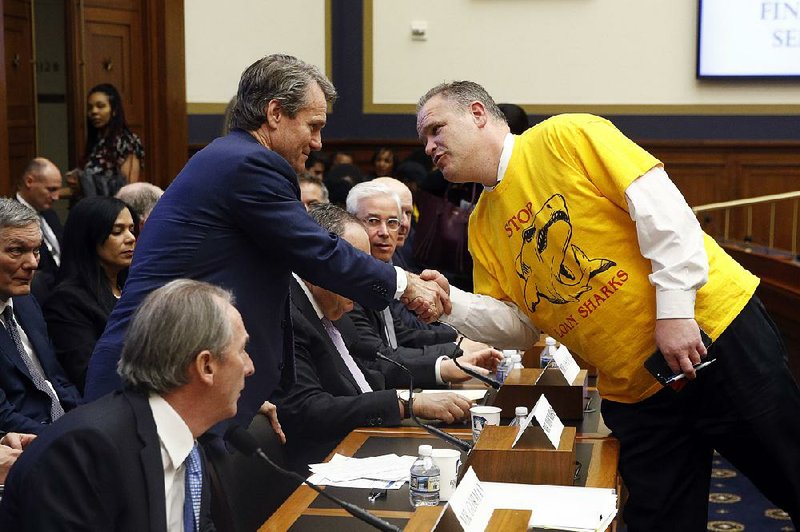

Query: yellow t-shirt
left=469, top=114, right=759, bottom=403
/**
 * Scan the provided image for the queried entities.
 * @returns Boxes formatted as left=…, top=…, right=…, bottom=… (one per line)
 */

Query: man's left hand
left=258, top=401, right=286, bottom=444
left=654, top=318, right=707, bottom=379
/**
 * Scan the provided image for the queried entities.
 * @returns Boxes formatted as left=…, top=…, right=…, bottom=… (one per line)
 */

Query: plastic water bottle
left=540, top=336, right=557, bottom=369
left=496, top=351, right=513, bottom=383
left=509, top=406, right=529, bottom=427
left=409, top=444, right=440, bottom=507
left=511, top=353, right=524, bottom=370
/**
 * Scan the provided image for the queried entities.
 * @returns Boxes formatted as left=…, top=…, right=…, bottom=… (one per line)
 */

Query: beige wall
left=186, top=0, right=800, bottom=113
left=185, top=0, right=327, bottom=107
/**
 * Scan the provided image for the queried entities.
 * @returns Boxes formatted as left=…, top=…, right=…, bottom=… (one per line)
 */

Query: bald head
left=18, top=158, right=62, bottom=212
left=372, top=177, right=413, bottom=247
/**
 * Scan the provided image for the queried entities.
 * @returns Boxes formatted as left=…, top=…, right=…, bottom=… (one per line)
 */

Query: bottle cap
left=545, top=336, right=557, bottom=346
left=515, top=406, right=529, bottom=416
left=418, top=444, right=433, bottom=456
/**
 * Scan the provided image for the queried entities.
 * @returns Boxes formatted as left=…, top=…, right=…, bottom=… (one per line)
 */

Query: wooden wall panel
left=0, top=0, right=8, bottom=192
left=3, top=0, right=34, bottom=191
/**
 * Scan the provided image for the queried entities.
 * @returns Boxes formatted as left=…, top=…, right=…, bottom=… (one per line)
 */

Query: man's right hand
left=410, top=393, right=472, bottom=424
left=0, top=432, right=36, bottom=450
left=0, top=445, right=22, bottom=483
left=401, top=272, right=451, bottom=323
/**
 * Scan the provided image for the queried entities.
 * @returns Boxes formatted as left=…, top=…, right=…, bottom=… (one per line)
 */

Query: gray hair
left=298, top=172, right=329, bottom=202
left=118, top=279, right=235, bottom=393
left=115, top=182, right=164, bottom=220
left=345, top=182, right=401, bottom=218
left=308, top=203, right=363, bottom=237
left=229, top=54, right=337, bottom=131
left=0, top=198, right=41, bottom=230
left=417, top=80, right=507, bottom=123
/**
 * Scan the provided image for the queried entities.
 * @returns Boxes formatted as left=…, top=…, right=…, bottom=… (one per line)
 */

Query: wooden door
left=4, top=0, right=35, bottom=194
left=67, top=0, right=186, bottom=188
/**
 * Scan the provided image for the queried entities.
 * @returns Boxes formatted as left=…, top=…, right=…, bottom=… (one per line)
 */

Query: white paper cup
left=431, top=448, right=461, bottom=501
left=470, top=405, right=502, bottom=442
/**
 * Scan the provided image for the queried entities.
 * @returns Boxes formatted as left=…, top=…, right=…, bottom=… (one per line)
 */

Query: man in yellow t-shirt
left=415, top=81, right=800, bottom=531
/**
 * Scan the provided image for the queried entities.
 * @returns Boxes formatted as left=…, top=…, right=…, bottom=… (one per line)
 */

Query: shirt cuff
left=394, top=267, right=407, bottom=299
left=656, top=289, right=697, bottom=319
left=442, top=286, right=471, bottom=325
left=434, top=356, right=447, bottom=385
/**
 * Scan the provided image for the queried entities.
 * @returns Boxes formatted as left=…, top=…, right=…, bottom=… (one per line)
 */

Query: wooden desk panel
left=261, top=428, right=619, bottom=531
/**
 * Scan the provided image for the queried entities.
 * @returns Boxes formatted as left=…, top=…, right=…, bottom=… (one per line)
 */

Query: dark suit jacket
left=26, top=207, right=62, bottom=305
left=0, top=295, right=80, bottom=434
left=340, top=302, right=459, bottom=389
left=84, top=129, right=397, bottom=431
left=43, top=280, right=116, bottom=394
left=273, top=280, right=402, bottom=470
left=0, top=390, right=215, bottom=531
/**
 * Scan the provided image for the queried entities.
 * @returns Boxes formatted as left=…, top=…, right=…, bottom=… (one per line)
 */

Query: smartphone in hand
left=644, top=329, right=714, bottom=389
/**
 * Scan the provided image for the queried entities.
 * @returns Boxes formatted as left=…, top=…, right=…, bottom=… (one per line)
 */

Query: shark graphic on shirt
left=515, top=194, right=616, bottom=312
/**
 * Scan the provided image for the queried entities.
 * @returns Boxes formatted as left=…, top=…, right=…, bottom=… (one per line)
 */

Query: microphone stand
left=375, top=352, right=473, bottom=453
left=225, top=426, right=401, bottom=532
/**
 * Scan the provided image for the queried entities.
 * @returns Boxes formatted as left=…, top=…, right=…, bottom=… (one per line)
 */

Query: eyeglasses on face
left=362, top=216, right=401, bottom=231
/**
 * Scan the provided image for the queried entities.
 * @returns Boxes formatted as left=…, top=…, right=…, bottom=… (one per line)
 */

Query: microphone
left=450, top=353, right=502, bottom=390
left=374, top=352, right=473, bottom=453
left=224, top=425, right=401, bottom=532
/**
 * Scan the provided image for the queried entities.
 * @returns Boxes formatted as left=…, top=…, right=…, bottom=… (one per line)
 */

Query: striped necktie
left=2, top=305, right=64, bottom=420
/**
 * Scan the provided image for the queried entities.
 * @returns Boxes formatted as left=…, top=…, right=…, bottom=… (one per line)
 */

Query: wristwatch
left=397, top=393, right=410, bottom=419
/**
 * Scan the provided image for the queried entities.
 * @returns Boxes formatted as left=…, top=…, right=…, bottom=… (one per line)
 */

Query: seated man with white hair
left=342, top=182, right=501, bottom=387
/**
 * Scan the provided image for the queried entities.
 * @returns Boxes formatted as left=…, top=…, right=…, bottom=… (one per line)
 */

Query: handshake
left=400, top=270, right=451, bottom=323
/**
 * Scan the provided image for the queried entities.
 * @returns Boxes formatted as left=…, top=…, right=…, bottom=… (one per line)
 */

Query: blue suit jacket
left=0, top=295, right=80, bottom=434
left=0, top=390, right=215, bottom=531
left=84, top=130, right=397, bottom=429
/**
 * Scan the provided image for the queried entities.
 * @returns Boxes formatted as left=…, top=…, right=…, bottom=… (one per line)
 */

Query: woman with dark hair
left=43, top=197, right=138, bottom=393
left=368, top=146, right=395, bottom=179
left=68, top=83, right=145, bottom=198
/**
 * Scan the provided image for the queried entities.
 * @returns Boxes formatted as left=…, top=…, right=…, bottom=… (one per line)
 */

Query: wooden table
left=260, top=427, right=619, bottom=531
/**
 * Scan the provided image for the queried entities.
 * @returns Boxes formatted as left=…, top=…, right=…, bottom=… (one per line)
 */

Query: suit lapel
left=0, top=299, right=37, bottom=381
left=126, top=391, right=168, bottom=531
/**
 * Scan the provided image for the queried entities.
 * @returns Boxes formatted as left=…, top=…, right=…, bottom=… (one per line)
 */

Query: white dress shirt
left=149, top=393, right=195, bottom=532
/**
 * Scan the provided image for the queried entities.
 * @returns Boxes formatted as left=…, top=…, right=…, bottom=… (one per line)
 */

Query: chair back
left=206, top=415, right=299, bottom=532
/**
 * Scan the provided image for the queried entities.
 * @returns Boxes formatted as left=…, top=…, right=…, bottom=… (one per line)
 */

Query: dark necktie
left=2, top=306, right=64, bottom=420
left=183, top=443, right=202, bottom=532
left=381, top=308, right=398, bottom=349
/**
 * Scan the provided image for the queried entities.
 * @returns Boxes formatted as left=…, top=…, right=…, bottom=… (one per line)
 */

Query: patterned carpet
left=707, top=453, right=795, bottom=531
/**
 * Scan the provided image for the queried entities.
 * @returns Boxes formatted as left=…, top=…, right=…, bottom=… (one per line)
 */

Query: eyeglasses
left=362, top=216, right=401, bottom=232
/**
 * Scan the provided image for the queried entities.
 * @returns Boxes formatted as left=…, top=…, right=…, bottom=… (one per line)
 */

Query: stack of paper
left=448, top=468, right=617, bottom=532
left=306, top=453, right=416, bottom=489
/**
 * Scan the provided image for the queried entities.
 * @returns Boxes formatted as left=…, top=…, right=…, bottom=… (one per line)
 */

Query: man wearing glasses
left=341, top=182, right=501, bottom=387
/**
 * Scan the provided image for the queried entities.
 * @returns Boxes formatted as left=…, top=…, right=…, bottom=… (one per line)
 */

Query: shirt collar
left=15, top=194, right=36, bottom=213
left=486, top=133, right=516, bottom=192
left=148, top=393, right=195, bottom=468
left=291, top=272, right=324, bottom=320
left=0, top=298, right=14, bottom=316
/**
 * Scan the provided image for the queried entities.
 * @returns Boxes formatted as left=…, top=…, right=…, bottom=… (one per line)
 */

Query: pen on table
left=665, top=358, right=717, bottom=384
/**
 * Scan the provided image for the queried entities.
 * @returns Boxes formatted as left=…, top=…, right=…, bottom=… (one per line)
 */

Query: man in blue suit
left=0, top=199, right=80, bottom=434
left=84, top=54, right=447, bottom=433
